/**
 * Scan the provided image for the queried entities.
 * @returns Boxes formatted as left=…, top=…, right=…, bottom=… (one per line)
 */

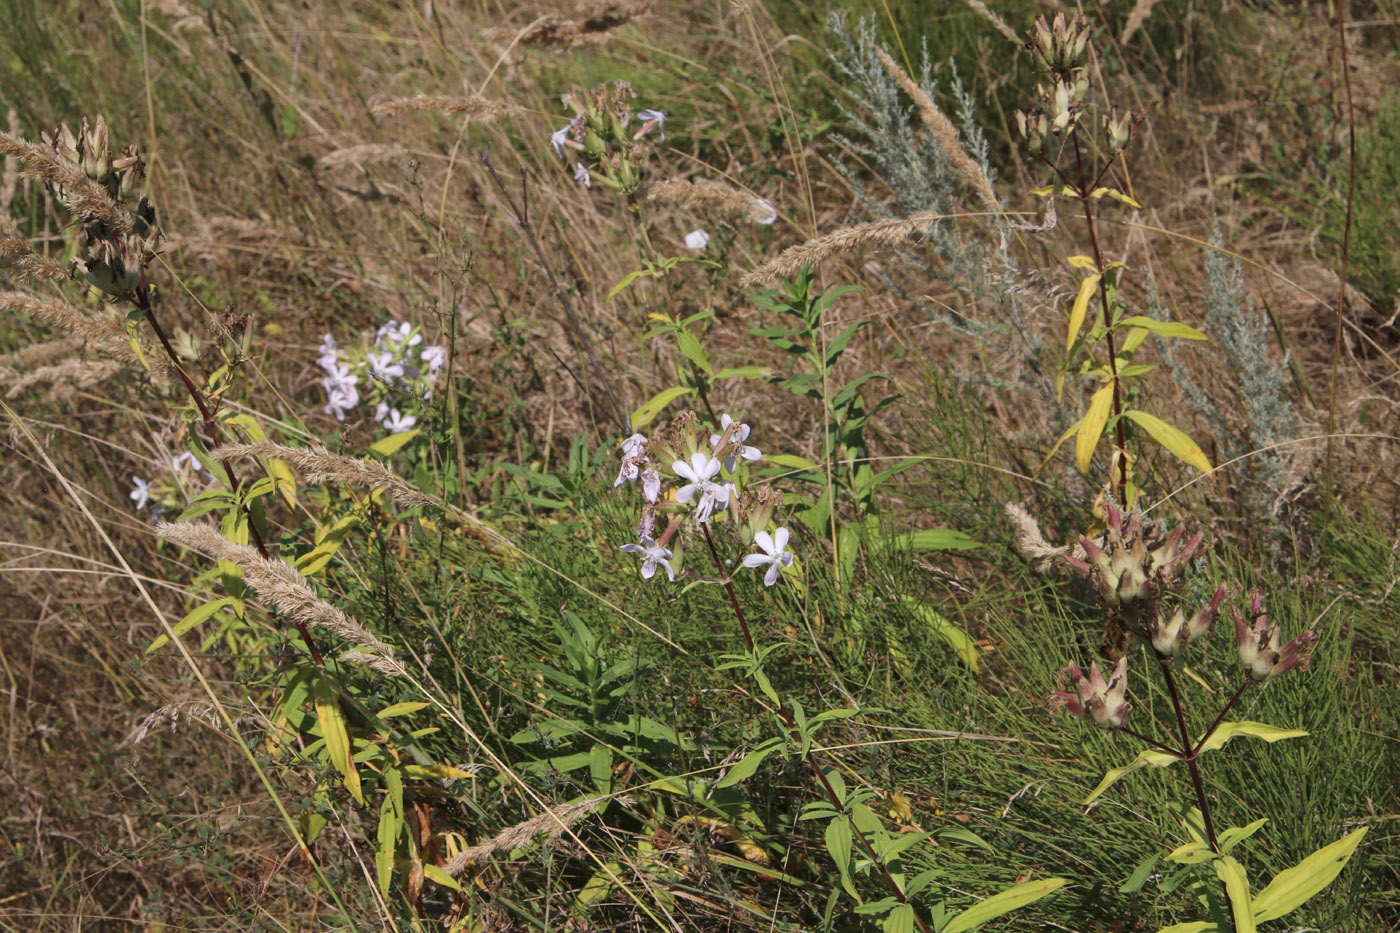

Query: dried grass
left=741, top=210, right=965, bottom=285
left=482, top=3, right=651, bottom=50
left=647, top=177, right=774, bottom=223
left=156, top=520, right=403, bottom=676
left=372, top=95, right=523, bottom=122
left=0, top=130, right=134, bottom=234
left=3, top=357, right=123, bottom=400
left=443, top=797, right=604, bottom=876
left=0, top=290, right=154, bottom=366
left=1120, top=0, right=1160, bottom=44
left=963, top=0, right=1021, bottom=45
left=874, top=48, right=999, bottom=213
left=1, top=216, right=68, bottom=283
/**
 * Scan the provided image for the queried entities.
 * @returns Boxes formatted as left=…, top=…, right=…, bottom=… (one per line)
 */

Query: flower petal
left=752, top=531, right=774, bottom=555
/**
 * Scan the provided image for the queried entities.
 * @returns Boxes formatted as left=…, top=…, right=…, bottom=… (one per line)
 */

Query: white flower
left=325, top=384, right=360, bottom=421
left=321, top=363, right=358, bottom=393
left=375, top=401, right=390, bottom=423
left=383, top=409, right=418, bottom=433
left=368, top=350, right=405, bottom=384
left=684, top=229, right=710, bottom=250
left=171, top=451, right=198, bottom=471
left=420, top=345, right=447, bottom=372
left=636, top=109, right=666, bottom=141
left=573, top=162, right=591, bottom=188
left=319, top=333, right=337, bottom=355
left=317, top=333, right=339, bottom=370
left=709, top=413, right=761, bottom=472
left=129, top=476, right=153, bottom=511
left=615, top=433, right=649, bottom=487
left=551, top=116, right=583, bottom=156
left=641, top=467, right=661, bottom=503
left=753, top=198, right=778, bottom=225
left=743, top=527, right=795, bottom=586
left=619, top=536, right=675, bottom=582
left=673, top=451, right=731, bottom=523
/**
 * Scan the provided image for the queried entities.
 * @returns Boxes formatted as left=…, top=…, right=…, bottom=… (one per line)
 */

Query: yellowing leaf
left=630, top=386, right=693, bottom=429
left=1215, top=856, right=1256, bottom=933
left=1039, top=416, right=1083, bottom=473
left=370, top=429, right=419, bottom=457
left=942, top=878, right=1069, bottom=933
left=1120, top=327, right=1150, bottom=354
left=1251, top=827, right=1368, bottom=923
left=423, top=864, right=464, bottom=892
left=313, top=677, right=363, bottom=805
left=1122, top=410, right=1212, bottom=474
left=1118, top=316, right=1208, bottom=341
left=1067, top=274, right=1101, bottom=350
left=267, top=457, right=298, bottom=509
left=1076, top=382, right=1115, bottom=473
left=1066, top=255, right=1098, bottom=270
left=1089, top=187, right=1144, bottom=208
left=1084, top=747, right=1181, bottom=805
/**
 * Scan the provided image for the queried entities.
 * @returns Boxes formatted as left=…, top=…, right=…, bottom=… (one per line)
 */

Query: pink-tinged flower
left=420, top=345, right=447, bottom=372
left=1065, top=501, right=1203, bottom=609
left=673, top=451, right=730, bottom=522
left=615, top=433, right=649, bottom=487
left=130, top=476, right=153, bottom=510
left=743, top=527, right=795, bottom=586
left=1233, top=591, right=1316, bottom=683
left=1150, top=586, right=1227, bottom=659
left=684, top=229, right=710, bottom=250
left=325, top=384, right=360, bottom=421
left=753, top=198, right=777, bottom=225
left=383, top=409, right=417, bottom=433
left=641, top=467, right=661, bottom=503
left=1051, top=657, right=1131, bottom=730
left=551, top=115, right=584, bottom=156
left=620, top=536, right=675, bottom=582
left=368, top=350, right=405, bottom=384
left=635, top=109, right=666, bottom=140
left=573, top=162, right=591, bottom=188
left=321, top=363, right=358, bottom=394
left=709, top=413, right=761, bottom=472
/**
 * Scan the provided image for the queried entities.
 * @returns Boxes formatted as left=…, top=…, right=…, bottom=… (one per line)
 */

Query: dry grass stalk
left=741, top=210, right=960, bottom=285
left=372, top=95, right=523, bottom=122
left=963, top=0, right=1022, bottom=44
left=0, top=335, right=84, bottom=369
left=213, top=441, right=517, bottom=553
left=1, top=216, right=68, bottom=283
left=482, top=3, right=650, bottom=50
left=318, top=144, right=411, bottom=170
left=4, top=358, right=123, bottom=400
left=443, top=797, right=604, bottom=876
left=0, top=290, right=150, bottom=365
left=874, top=48, right=999, bottom=213
left=1, top=109, right=17, bottom=211
left=156, top=520, right=404, bottom=676
left=0, top=130, right=134, bottom=234
left=647, top=177, right=773, bottom=223
left=1004, top=503, right=1074, bottom=572
left=1120, top=0, right=1160, bottom=44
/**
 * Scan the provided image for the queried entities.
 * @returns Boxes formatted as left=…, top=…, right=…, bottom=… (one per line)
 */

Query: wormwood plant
left=1022, top=499, right=1366, bottom=931
left=612, top=411, right=1066, bottom=932
left=1015, top=14, right=1213, bottom=507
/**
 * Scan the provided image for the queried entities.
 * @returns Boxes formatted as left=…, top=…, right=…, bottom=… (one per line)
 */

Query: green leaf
left=376, top=767, right=403, bottom=896
left=370, top=429, right=419, bottom=457
left=1117, top=315, right=1208, bottom=341
left=1123, top=409, right=1212, bottom=474
left=714, top=365, right=772, bottom=380
left=313, top=677, right=363, bottom=805
left=1250, top=827, right=1368, bottom=923
left=423, top=864, right=464, bottom=892
left=1084, top=748, right=1181, bottom=805
left=825, top=321, right=867, bottom=368
left=1216, top=856, right=1255, bottom=933
left=378, top=701, right=430, bottom=719
left=826, top=818, right=857, bottom=898
left=1076, top=381, right=1115, bottom=473
left=881, top=529, right=981, bottom=552
left=630, top=386, right=693, bottom=429
left=1120, top=854, right=1160, bottom=894
left=124, top=308, right=151, bottom=372
left=765, top=453, right=820, bottom=471
left=1155, top=922, right=1216, bottom=933
left=1219, top=818, right=1269, bottom=854
left=897, top=597, right=979, bottom=672
left=676, top=329, right=712, bottom=375
left=1067, top=274, right=1101, bottom=350
left=716, top=739, right=782, bottom=788
left=942, top=878, right=1069, bottom=933
left=883, top=904, right=916, bottom=933
left=147, top=597, right=235, bottom=653
left=1198, top=721, right=1308, bottom=755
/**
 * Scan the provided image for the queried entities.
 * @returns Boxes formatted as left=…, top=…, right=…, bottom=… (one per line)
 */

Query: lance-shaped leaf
left=942, top=877, right=1069, bottom=933
left=1250, top=826, right=1368, bottom=923
left=1067, top=274, right=1101, bottom=350
left=1123, top=409, right=1212, bottom=474
left=1076, top=381, right=1116, bottom=473
left=1215, top=855, right=1256, bottom=933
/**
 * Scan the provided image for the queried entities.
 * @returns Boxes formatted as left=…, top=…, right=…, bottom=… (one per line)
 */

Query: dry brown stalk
left=647, top=177, right=774, bottom=223
left=741, top=210, right=961, bottom=285
left=0, top=130, right=134, bottom=234
left=372, top=95, right=524, bottom=122
left=318, top=144, right=412, bottom=170
left=874, top=48, right=1000, bottom=213
left=443, top=797, right=604, bottom=876
left=0, top=335, right=84, bottom=369
left=483, top=4, right=650, bottom=50
left=0, top=290, right=153, bottom=366
left=4, top=358, right=123, bottom=400
left=0, top=216, right=68, bottom=283
left=963, top=0, right=1021, bottom=44
left=1120, top=0, right=1160, bottom=44
left=156, top=521, right=403, bottom=676
left=213, top=441, right=518, bottom=554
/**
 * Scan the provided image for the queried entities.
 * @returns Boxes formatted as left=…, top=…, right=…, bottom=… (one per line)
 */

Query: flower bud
left=1051, top=657, right=1130, bottom=730
left=1233, top=592, right=1316, bottom=683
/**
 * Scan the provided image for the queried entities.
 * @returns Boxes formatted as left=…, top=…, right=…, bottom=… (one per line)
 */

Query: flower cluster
left=1233, top=591, right=1316, bottom=683
left=550, top=80, right=666, bottom=197
left=613, top=411, right=794, bottom=588
left=316, top=321, right=446, bottom=427
left=1051, top=658, right=1130, bottom=730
